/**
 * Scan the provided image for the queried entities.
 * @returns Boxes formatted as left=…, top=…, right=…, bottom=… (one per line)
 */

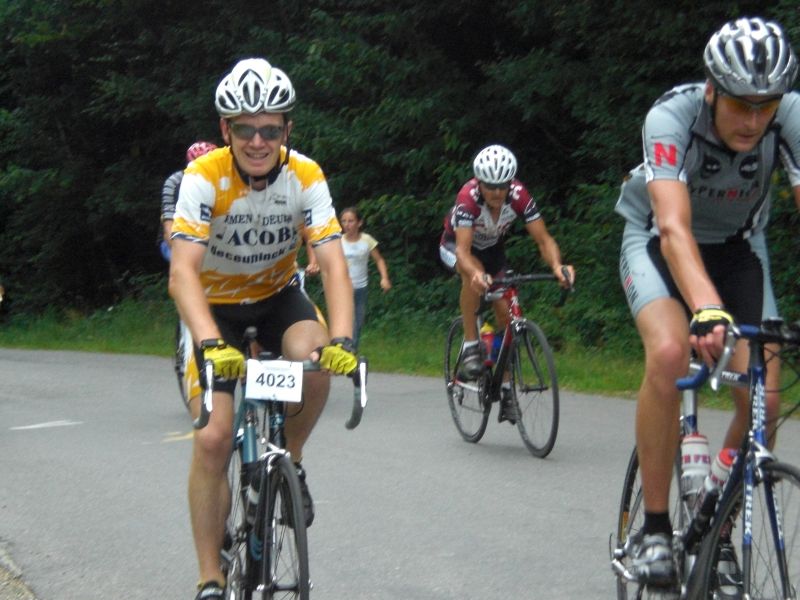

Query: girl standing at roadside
left=340, top=207, right=392, bottom=349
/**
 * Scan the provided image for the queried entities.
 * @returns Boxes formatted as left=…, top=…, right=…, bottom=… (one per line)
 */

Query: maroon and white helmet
left=473, top=145, right=517, bottom=184
left=704, top=17, right=798, bottom=96
left=214, top=58, right=296, bottom=118
left=185, top=140, right=217, bottom=164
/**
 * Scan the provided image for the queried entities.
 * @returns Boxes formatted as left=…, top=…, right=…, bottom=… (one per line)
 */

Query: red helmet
left=186, top=141, right=218, bottom=164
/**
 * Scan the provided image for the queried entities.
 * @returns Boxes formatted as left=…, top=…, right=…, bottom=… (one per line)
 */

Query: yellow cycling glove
left=689, top=305, right=734, bottom=337
left=318, top=337, right=358, bottom=375
left=201, top=339, right=245, bottom=380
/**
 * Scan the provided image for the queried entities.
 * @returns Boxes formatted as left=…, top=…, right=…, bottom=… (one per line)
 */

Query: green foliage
left=1, top=0, right=799, bottom=356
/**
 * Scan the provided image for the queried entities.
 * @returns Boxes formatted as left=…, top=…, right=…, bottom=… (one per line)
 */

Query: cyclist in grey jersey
left=616, top=84, right=800, bottom=244
left=160, top=141, right=218, bottom=260
left=616, top=17, right=800, bottom=589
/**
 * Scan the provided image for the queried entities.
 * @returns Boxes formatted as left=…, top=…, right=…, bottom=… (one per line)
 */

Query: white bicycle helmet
left=215, top=58, right=297, bottom=117
left=472, top=145, right=517, bottom=184
left=704, top=17, right=797, bottom=96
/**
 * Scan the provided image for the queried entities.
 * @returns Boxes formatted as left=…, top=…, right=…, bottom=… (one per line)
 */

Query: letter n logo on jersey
left=653, top=143, right=677, bottom=167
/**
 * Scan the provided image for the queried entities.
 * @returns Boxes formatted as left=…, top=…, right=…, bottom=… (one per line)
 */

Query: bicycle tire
left=257, top=453, right=310, bottom=599
left=614, top=446, right=690, bottom=599
left=223, top=441, right=255, bottom=600
left=687, top=460, right=800, bottom=600
left=444, top=316, right=490, bottom=443
left=512, top=320, right=559, bottom=457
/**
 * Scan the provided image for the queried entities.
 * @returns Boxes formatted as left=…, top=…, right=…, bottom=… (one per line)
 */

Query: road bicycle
left=194, top=327, right=368, bottom=599
left=443, top=268, right=571, bottom=458
left=611, top=318, right=800, bottom=599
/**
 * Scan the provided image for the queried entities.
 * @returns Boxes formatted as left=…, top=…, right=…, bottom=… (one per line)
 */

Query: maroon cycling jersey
left=441, top=178, right=542, bottom=250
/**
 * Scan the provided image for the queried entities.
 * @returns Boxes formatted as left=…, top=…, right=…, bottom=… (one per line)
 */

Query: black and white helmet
left=704, top=17, right=797, bottom=96
left=472, top=145, right=517, bottom=184
left=215, top=58, right=296, bottom=118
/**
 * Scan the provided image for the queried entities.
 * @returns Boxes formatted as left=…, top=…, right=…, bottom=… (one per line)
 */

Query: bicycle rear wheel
left=257, top=453, right=310, bottom=599
left=511, top=321, right=559, bottom=457
left=688, top=460, right=800, bottom=600
left=444, top=316, right=490, bottom=443
left=223, top=441, right=255, bottom=600
left=614, top=447, right=690, bottom=599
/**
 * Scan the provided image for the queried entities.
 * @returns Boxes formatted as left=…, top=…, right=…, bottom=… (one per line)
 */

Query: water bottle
left=680, top=433, right=711, bottom=510
left=699, top=448, right=736, bottom=505
left=491, top=333, right=502, bottom=363
left=480, top=322, right=495, bottom=365
left=245, top=463, right=263, bottom=525
left=684, top=447, right=736, bottom=551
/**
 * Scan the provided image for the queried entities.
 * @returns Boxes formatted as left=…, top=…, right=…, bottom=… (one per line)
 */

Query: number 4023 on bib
left=245, top=359, right=303, bottom=403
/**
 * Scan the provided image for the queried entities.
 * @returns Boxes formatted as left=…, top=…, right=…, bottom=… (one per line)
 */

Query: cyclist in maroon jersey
left=439, top=144, right=574, bottom=422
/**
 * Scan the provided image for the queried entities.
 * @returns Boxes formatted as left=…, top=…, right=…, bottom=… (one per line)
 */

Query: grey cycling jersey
left=615, top=83, right=800, bottom=243
left=161, top=169, right=183, bottom=222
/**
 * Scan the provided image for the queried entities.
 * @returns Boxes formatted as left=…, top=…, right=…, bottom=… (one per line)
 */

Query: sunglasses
left=228, top=122, right=285, bottom=141
left=717, top=90, right=782, bottom=116
left=480, top=181, right=511, bottom=191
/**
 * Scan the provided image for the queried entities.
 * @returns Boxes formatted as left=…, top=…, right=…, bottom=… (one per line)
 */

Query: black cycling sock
left=643, top=511, right=672, bottom=536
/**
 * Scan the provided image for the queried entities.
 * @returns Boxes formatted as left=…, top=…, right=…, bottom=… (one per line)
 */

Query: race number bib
left=245, top=359, right=303, bottom=403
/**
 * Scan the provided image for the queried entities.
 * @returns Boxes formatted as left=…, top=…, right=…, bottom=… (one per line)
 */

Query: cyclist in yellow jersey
left=168, top=58, right=356, bottom=600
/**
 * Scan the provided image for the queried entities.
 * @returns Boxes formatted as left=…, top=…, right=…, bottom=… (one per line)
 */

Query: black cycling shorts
left=620, top=223, right=777, bottom=323
left=194, top=277, right=321, bottom=394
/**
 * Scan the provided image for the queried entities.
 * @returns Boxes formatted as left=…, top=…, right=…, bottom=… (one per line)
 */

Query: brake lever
left=709, top=324, right=739, bottom=392
left=345, top=357, right=369, bottom=430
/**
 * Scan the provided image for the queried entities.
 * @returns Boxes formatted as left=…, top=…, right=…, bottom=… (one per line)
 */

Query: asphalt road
left=2, top=348, right=800, bottom=599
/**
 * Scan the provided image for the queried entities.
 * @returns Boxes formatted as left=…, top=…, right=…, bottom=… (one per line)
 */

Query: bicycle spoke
left=260, top=455, right=309, bottom=599
left=691, top=461, right=800, bottom=599
left=614, top=448, right=688, bottom=600
left=223, top=444, right=252, bottom=600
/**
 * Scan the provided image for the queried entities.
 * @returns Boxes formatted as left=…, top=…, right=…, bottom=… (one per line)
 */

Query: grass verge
left=1, top=298, right=798, bottom=413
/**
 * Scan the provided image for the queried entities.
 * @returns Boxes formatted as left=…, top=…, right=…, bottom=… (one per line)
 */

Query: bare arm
left=524, top=219, right=574, bottom=286
left=454, top=226, right=490, bottom=292
left=302, top=230, right=320, bottom=276
left=161, top=219, right=174, bottom=247
left=370, top=247, right=391, bottom=291
left=649, top=179, right=727, bottom=364
left=649, top=179, right=721, bottom=312
left=168, top=238, right=222, bottom=344
left=313, top=239, right=354, bottom=340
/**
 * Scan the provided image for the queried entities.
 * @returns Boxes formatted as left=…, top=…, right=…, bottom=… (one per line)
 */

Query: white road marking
left=10, top=420, right=83, bottom=431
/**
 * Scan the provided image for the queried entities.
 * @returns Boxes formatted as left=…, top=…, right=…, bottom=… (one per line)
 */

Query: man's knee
left=193, top=421, right=233, bottom=470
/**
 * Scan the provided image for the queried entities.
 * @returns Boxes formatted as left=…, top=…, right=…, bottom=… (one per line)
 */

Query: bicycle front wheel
left=258, top=453, right=310, bottom=599
left=444, top=316, right=490, bottom=443
left=511, top=321, right=559, bottom=457
left=688, top=460, right=800, bottom=600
